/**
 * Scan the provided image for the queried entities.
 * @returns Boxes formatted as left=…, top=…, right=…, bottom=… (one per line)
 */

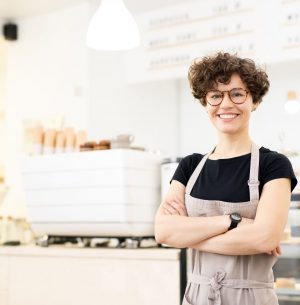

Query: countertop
left=0, top=244, right=182, bottom=260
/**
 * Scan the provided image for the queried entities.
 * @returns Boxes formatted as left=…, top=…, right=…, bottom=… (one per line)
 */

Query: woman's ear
left=252, top=102, right=259, bottom=112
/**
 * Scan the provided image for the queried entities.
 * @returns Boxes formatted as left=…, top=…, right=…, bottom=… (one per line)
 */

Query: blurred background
left=0, top=1, right=300, bottom=305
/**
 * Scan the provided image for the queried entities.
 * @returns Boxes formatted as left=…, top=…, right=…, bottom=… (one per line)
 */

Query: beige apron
left=182, top=143, right=279, bottom=305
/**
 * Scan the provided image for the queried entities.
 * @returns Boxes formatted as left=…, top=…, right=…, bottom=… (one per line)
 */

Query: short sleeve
left=171, top=154, right=204, bottom=186
left=261, top=152, right=298, bottom=192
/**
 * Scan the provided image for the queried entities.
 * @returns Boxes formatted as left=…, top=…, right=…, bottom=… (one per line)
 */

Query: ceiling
left=0, top=0, right=184, bottom=19
left=0, top=0, right=88, bottom=19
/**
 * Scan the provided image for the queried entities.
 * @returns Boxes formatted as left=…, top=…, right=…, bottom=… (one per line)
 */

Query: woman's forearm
left=191, top=222, right=270, bottom=255
left=155, top=212, right=230, bottom=248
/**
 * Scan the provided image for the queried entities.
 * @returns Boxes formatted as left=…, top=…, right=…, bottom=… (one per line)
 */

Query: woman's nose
left=220, top=92, right=233, bottom=107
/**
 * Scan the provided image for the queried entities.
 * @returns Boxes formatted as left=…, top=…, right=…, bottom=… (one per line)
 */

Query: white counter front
left=0, top=246, right=183, bottom=305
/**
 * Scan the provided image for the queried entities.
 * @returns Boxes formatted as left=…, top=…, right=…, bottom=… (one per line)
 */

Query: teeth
left=219, top=114, right=237, bottom=119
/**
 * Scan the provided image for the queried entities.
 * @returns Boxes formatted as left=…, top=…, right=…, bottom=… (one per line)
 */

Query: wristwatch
left=228, top=212, right=242, bottom=230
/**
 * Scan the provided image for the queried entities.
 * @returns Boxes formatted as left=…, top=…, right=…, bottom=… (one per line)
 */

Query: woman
left=155, top=52, right=297, bottom=305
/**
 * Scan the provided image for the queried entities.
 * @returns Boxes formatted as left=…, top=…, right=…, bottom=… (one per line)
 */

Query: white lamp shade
left=86, top=0, right=140, bottom=51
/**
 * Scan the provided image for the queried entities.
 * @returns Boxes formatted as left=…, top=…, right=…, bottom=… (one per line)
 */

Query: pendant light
left=285, top=91, right=300, bottom=115
left=86, top=0, right=140, bottom=51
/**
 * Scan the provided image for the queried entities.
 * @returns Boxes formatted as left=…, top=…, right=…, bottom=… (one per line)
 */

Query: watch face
left=231, top=213, right=241, bottom=221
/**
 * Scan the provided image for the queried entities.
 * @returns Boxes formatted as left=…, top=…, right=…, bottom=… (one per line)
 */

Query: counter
left=0, top=245, right=183, bottom=305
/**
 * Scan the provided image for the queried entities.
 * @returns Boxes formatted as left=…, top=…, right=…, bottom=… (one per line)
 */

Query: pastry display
left=23, top=127, right=140, bottom=155
left=79, top=141, right=97, bottom=151
left=275, top=277, right=296, bottom=289
left=99, top=139, right=111, bottom=147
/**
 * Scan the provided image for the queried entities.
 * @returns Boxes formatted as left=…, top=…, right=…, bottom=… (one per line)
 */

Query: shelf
left=277, top=240, right=300, bottom=258
left=281, top=237, right=300, bottom=245
left=277, top=294, right=300, bottom=302
left=276, top=283, right=300, bottom=302
left=276, top=287, right=300, bottom=296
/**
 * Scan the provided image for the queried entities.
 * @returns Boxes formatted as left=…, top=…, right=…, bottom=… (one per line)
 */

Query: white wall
left=3, top=3, right=90, bottom=216
left=0, top=36, right=7, bottom=177
left=88, top=50, right=180, bottom=156
left=87, top=0, right=180, bottom=156
left=251, top=61, right=300, bottom=152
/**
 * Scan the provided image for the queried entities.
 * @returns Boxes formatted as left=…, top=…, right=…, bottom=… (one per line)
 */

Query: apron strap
left=248, top=143, right=261, bottom=202
left=185, top=150, right=213, bottom=195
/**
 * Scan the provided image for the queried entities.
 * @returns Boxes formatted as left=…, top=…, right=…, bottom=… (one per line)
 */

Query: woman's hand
left=238, top=217, right=254, bottom=226
left=267, top=245, right=282, bottom=256
left=162, top=196, right=187, bottom=216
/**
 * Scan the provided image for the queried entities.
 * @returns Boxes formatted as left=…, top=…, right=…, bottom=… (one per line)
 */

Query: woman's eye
left=212, top=94, right=222, bottom=99
left=231, top=90, right=246, bottom=97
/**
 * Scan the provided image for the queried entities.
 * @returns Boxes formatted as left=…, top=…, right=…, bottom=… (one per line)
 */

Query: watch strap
left=228, top=220, right=239, bottom=231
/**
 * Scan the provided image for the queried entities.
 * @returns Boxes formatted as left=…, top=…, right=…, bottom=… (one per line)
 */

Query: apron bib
left=182, top=143, right=279, bottom=305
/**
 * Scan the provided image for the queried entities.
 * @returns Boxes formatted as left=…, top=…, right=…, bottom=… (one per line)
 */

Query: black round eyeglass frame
left=205, top=88, right=249, bottom=106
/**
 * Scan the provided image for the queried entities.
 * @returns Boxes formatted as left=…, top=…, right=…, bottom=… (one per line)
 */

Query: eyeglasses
left=205, top=88, right=249, bottom=106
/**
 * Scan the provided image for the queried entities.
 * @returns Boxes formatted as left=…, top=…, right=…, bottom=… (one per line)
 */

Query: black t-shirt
left=172, top=147, right=298, bottom=202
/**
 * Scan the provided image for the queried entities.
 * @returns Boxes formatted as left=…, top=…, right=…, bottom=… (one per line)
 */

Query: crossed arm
left=154, top=179, right=291, bottom=256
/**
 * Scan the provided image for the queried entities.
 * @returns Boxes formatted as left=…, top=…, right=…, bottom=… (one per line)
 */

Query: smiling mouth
left=218, top=114, right=239, bottom=119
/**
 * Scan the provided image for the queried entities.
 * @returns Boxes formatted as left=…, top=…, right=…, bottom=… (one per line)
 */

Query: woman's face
left=205, top=74, right=257, bottom=136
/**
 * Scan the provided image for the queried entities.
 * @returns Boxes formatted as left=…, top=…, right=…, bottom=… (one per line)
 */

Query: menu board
left=279, top=0, right=300, bottom=60
left=125, top=0, right=300, bottom=83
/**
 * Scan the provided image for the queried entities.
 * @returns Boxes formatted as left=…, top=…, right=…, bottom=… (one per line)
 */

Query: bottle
left=64, top=127, right=75, bottom=153
left=75, top=130, right=87, bottom=152
left=55, top=131, right=66, bottom=154
left=43, top=129, right=56, bottom=154
left=32, top=125, right=44, bottom=155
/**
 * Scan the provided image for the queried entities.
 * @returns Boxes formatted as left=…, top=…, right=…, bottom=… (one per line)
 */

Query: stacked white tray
left=22, top=149, right=161, bottom=237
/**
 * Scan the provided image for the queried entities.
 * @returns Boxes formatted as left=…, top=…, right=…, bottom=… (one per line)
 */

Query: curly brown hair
left=188, top=52, right=270, bottom=106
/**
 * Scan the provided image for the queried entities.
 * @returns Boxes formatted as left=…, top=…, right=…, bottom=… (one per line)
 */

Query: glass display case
left=273, top=193, right=300, bottom=304
left=274, top=241, right=300, bottom=304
